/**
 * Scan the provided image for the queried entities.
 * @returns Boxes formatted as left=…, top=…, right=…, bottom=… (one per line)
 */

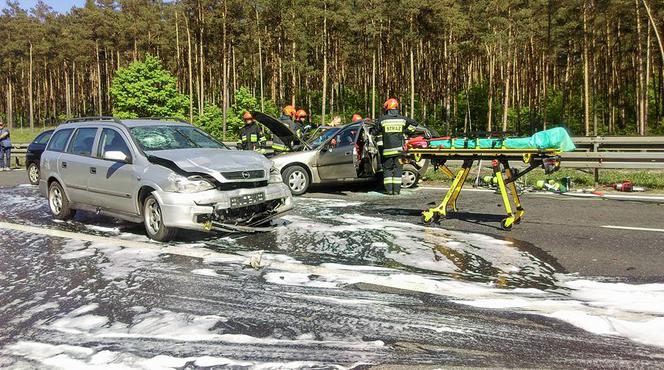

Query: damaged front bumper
left=153, top=182, right=293, bottom=233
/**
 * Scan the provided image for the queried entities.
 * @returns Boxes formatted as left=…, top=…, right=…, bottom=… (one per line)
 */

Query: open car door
left=356, top=123, right=381, bottom=177
left=316, top=124, right=360, bottom=180
left=253, top=111, right=307, bottom=151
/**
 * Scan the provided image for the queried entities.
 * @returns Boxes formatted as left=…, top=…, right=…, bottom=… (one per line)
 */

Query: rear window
left=46, top=129, right=74, bottom=152
left=66, top=128, right=98, bottom=156
left=33, top=131, right=52, bottom=145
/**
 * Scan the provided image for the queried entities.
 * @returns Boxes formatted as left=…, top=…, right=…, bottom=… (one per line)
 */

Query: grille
left=221, top=170, right=265, bottom=180
left=216, top=180, right=268, bottom=191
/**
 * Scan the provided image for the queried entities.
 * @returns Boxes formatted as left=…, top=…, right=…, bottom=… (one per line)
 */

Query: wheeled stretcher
left=405, top=128, right=575, bottom=230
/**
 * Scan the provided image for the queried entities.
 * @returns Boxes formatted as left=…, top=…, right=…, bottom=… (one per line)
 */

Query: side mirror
left=104, top=151, right=130, bottom=163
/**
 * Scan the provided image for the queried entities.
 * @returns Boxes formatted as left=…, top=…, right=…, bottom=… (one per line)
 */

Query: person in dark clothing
left=272, top=105, right=297, bottom=153
left=375, top=98, right=418, bottom=195
left=237, top=112, right=266, bottom=152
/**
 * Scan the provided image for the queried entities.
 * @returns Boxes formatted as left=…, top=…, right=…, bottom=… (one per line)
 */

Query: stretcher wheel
left=514, top=217, right=522, bottom=225
left=422, top=211, right=440, bottom=224
left=500, top=218, right=514, bottom=231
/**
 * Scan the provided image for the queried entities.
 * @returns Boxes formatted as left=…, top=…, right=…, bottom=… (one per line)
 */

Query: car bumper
left=153, top=182, right=293, bottom=231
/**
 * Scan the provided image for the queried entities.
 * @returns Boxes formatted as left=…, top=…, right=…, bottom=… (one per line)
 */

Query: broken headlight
left=166, top=174, right=215, bottom=193
left=269, top=165, right=283, bottom=184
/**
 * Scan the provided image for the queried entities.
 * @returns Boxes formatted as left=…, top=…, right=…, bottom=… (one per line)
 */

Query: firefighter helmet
left=283, top=105, right=296, bottom=117
left=383, top=98, right=399, bottom=111
left=242, top=111, right=253, bottom=121
left=296, top=109, right=308, bottom=120
left=351, top=114, right=363, bottom=122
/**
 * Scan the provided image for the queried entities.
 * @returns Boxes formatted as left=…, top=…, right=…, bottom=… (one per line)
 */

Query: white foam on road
left=2, top=197, right=664, bottom=352
left=7, top=341, right=354, bottom=370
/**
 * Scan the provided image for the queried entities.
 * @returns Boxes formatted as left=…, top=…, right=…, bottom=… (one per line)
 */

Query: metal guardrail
left=9, top=136, right=664, bottom=171
left=563, top=136, right=664, bottom=170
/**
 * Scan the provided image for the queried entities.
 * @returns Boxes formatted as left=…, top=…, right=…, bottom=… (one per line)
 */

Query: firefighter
left=237, top=111, right=266, bottom=152
left=272, top=105, right=297, bottom=153
left=375, top=98, right=418, bottom=195
left=294, top=109, right=307, bottom=137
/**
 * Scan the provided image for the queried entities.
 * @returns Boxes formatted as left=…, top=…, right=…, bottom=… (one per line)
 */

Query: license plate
left=230, top=192, right=265, bottom=208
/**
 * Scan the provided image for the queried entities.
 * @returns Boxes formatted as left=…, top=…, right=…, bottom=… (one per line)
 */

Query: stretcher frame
left=407, top=148, right=561, bottom=230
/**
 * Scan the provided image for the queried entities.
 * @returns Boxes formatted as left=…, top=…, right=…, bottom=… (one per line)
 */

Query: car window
left=98, top=128, right=132, bottom=160
left=46, top=129, right=74, bottom=152
left=66, top=128, right=98, bottom=156
left=33, top=131, right=52, bottom=145
left=335, top=128, right=358, bottom=147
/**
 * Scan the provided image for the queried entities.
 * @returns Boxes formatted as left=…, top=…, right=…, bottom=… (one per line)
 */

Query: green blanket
left=429, top=127, right=576, bottom=152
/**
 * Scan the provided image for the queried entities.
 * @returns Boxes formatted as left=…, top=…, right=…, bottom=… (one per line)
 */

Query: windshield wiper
left=174, top=128, right=200, bottom=148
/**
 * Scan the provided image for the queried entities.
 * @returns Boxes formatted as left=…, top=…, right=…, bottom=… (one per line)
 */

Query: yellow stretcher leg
left=493, top=159, right=519, bottom=230
left=503, top=161, right=525, bottom=225
left=422, top=160, right=473, bottom=224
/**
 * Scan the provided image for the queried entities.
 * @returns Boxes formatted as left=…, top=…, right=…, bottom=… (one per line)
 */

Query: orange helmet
left=283, top=105, right=296, bottom=117
left=242, top=111, right=253, bottom=121
left=295, top=109, right=308, bottom=120
left=383, top=98, right=399, bottom=111
left=351, top=114, right=363, bottom=122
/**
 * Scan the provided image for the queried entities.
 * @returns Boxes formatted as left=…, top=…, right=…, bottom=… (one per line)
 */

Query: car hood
left=271, top=150, right=317, bottom=171
left=147, top=148, right=271, bottom=182
left=253, top=111, right=309, bottom=151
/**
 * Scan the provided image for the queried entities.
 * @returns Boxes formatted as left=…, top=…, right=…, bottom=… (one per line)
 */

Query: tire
left=283, top=165, right=310, bottom=195
left=143, top=195, right=178, bottom=242
left=48, top=181, right=75, bottom=220
left=401, top=164, right=421, bottom=189
left=27, top=162, right=40, bottom=185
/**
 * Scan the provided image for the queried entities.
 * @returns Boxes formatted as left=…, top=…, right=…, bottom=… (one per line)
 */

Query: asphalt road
left=303, top=183, right=664, bottom=281
left=1, top=172, right=664, bottom=368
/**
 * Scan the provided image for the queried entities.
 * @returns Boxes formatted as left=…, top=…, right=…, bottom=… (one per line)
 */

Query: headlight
left=166, top=174, right=215, bottom=193
left=269, top=165, right=283, bottom=184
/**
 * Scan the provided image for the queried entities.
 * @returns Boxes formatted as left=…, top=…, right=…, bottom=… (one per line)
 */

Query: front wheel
left=283, top=165, right=310, bottom=195
left=143, top=195, right=178, bottom=242
left=27, top=163, right=40, bottom=185
left=401, top=164, right=421, bottom=189
left=48, top=181, right=75, bottom=220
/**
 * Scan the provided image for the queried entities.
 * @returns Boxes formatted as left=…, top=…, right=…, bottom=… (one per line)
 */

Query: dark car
left=25, top=129, right=54, bottom=185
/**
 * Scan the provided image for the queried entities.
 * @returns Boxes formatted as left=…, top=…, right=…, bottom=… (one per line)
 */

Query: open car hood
left=253, top=111, right=309, bottom=151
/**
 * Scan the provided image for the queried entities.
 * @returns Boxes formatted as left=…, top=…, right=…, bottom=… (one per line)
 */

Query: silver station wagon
left=39, top=117, right=293, bottom=241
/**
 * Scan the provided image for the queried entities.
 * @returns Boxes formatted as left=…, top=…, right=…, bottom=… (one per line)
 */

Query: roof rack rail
left=135, top=117, right=192, bottom=124
left=64, top=116, right=123, bottom=124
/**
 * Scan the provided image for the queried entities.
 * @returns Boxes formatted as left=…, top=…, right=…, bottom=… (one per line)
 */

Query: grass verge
left=8, top=126, right=57, bottom=144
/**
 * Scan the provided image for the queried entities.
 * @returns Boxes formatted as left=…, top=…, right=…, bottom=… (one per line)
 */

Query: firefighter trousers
left=382, top=156, right=402, bottom=194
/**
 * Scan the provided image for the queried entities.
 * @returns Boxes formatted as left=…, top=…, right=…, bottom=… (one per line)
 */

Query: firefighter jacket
left=238, top=121, right=266, bottom=151
left=375, top=110, right=418, bottom=157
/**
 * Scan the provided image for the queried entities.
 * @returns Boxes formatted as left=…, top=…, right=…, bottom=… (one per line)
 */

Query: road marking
left=601, top=225, right=664, bottom=233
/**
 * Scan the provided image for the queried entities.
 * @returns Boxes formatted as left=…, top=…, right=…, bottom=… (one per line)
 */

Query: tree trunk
left=372, top=51, right=376, bottom=119
left=186, top=18, right=194, bottom=122
left=29, top=42, right=34, bottom=129
left=321, top=1, right=328, bottom=126
left=6, top=78, right=13, bottom=129
left=583, top=1, right=591, bottom=136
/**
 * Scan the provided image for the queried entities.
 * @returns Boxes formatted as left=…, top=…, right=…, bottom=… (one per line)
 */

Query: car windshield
left=307, top=127, right=340, bottom=149
left=130, top=125, right=227, bottom=151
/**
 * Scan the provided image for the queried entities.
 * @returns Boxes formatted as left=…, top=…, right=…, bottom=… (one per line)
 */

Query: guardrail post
left=593, top=139, right=599, bottom=187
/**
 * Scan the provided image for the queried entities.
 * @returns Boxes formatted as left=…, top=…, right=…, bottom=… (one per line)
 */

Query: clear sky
left=5, top=0, right=86, bottom=14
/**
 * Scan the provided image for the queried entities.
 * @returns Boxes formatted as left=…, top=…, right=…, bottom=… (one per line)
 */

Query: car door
left=87, top=128, right=138, bottom=215
left=61, top=127, right=99, bottom=205
left=317, top=125, right=359, bottom=180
